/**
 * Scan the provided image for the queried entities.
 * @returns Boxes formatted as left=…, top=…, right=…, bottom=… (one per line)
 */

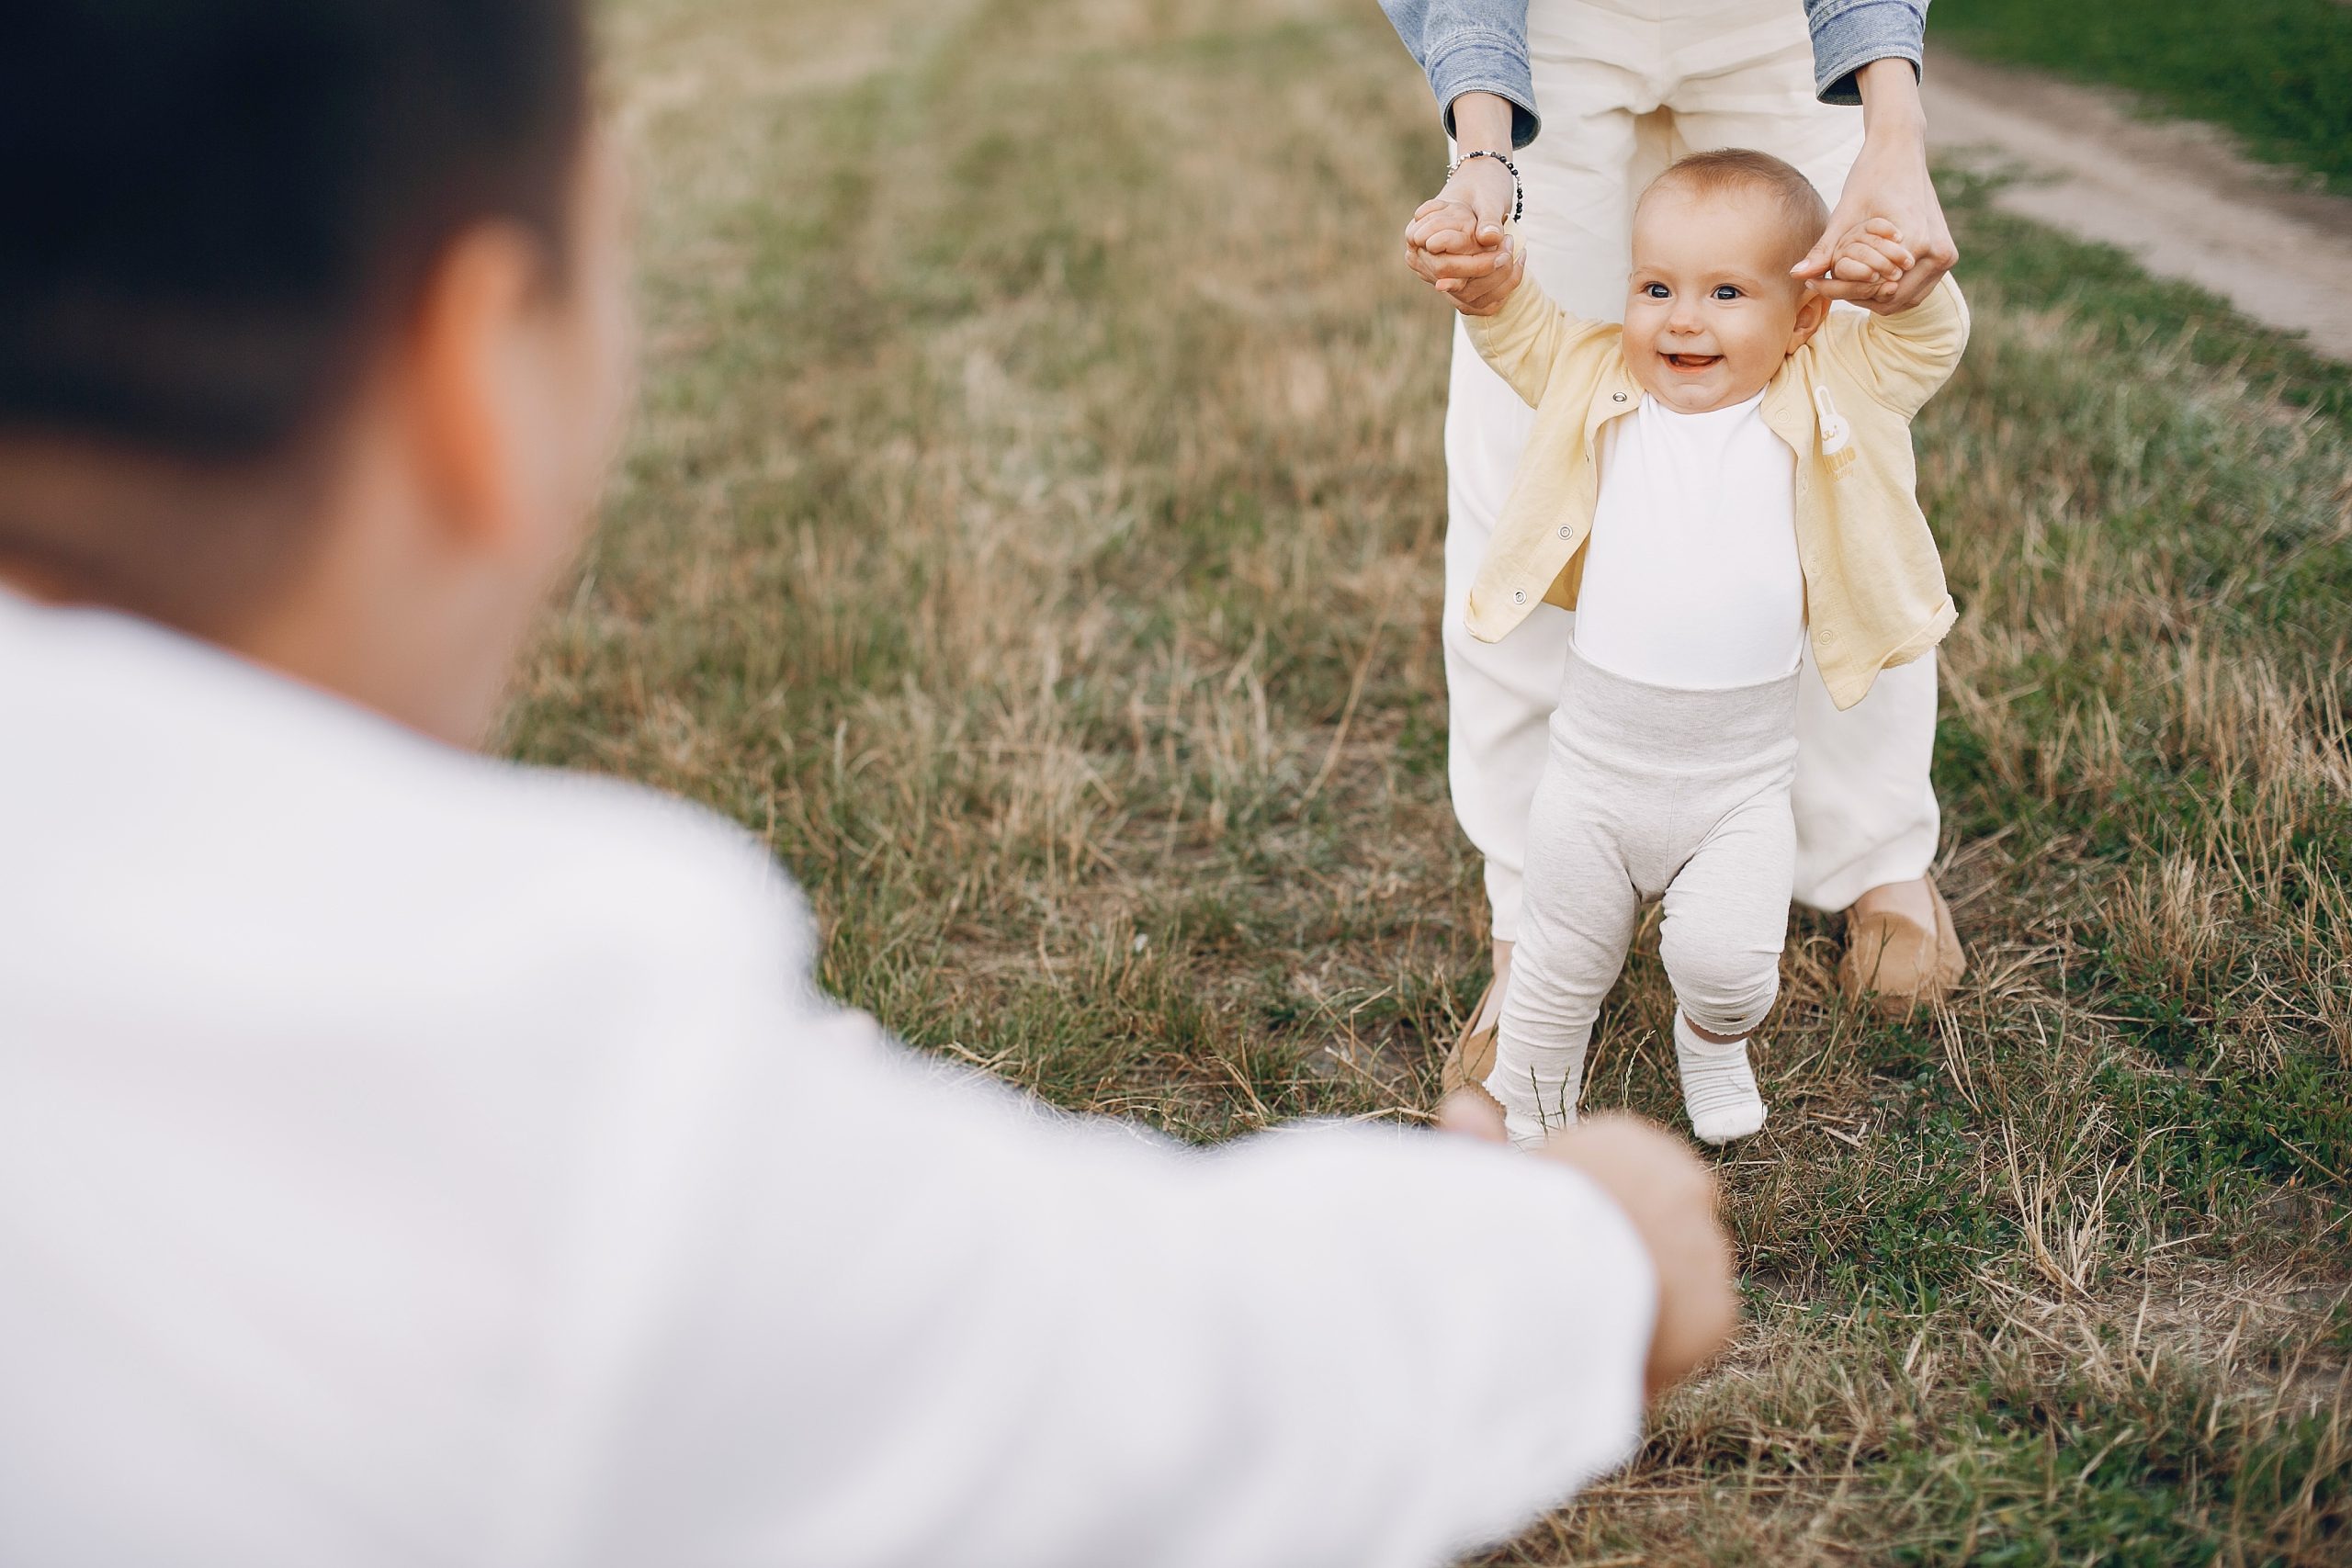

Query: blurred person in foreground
left=0, top=4, right=1736, bottom=1565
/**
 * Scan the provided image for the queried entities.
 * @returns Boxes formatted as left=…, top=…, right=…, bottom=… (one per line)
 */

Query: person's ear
left=397, top=220, right=557, bottom=558
left=1785, top=288, right=1832, bottom=355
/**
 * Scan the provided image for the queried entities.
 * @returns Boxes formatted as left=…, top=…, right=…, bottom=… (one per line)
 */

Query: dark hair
left=0, top=0, right=589, bottom=462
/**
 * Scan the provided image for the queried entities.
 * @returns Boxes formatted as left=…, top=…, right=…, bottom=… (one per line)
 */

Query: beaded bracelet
left=1446, top=148, right=1523, bottom=224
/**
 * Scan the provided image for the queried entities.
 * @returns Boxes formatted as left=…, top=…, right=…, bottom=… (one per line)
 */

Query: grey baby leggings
left=1487, top=642, right=1801, bottom=1145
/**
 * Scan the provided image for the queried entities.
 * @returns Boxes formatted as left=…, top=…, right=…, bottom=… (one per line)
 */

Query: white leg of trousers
left=1441, top=0, right=1942, bottom=938
left=1787, top=646, right=1940, bottom=910
left=1442, top=333, right=1565, bottom=944
left=1441, top=43, right=1640, bottom=943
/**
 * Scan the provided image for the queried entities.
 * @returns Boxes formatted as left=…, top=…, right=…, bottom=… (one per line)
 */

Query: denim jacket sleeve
left=1377, top=0, right=1539, bottom=148
left=1383, top=1, right=1928, bottom=144
left=1804, top=0, right=1928, bottom=106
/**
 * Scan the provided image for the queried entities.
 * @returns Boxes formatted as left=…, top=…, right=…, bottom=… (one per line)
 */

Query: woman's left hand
left=1791, top=59, right=1957, bottom=313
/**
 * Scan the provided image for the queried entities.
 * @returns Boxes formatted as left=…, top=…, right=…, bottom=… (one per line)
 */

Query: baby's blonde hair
left=1638, top=148, right=1828, bottom=272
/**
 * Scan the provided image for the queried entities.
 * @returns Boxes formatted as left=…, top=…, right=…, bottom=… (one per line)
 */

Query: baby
left=1438, top=149, right=1968, bottom=1147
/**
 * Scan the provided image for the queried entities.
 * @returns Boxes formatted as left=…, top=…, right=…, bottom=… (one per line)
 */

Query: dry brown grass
left=505, top=0, right=2352, bottom=1558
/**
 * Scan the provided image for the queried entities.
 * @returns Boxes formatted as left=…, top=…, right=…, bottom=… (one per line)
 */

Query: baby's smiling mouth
left=1662, top=352, right=1722, bottom=372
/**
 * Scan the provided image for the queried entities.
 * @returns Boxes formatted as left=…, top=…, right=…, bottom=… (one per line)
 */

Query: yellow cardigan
left=1462, top=269, right=1969, bottom=710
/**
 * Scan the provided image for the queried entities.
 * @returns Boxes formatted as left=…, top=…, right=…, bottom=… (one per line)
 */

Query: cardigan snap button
left=1512, top=589, right=1528, bottom=604
left=1558, top=525, right=1572, bottom=538
left=1611, top=391, right=1627, bottom=402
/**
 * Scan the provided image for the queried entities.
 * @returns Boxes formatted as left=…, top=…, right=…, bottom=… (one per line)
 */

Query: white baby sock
left=1673, top=1010, right=1767, bottom=1145
left=1487, top=1055, right=1581, bottom=1152
left=1482, top=1021, right=1587, bottom=1154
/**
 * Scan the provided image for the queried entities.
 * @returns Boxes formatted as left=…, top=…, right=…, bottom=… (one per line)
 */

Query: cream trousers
left=1442, top=0, right=1940, bottom=940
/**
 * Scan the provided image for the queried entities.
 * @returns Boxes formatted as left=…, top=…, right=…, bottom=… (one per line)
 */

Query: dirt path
left=1925, top=51, right=2352, bottom=360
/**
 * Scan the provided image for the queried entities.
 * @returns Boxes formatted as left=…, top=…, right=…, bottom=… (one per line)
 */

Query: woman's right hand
left=1405, top=91, right=1525, bottom=316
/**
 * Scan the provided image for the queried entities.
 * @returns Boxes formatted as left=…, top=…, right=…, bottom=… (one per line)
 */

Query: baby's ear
left=1785, top=289, right=1832, bottom=355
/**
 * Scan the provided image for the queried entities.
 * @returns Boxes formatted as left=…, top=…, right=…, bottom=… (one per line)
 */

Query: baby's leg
left=1487, top=746, right=1642, bottom=1150
left=1658, top=791, right=1797, bottom=1144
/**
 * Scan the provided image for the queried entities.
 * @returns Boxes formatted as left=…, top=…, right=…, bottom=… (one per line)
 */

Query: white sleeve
left=528, top=866, right=1659, bottom=1568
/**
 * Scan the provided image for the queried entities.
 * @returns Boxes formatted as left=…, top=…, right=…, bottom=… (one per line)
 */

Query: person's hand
left=1436, top=1096, right=1738, bottom=1398
left=1408, top=211, right=1525, bottom=317
left=1405, top=162, right=1510, bottom=282
left=1403, top=91, right=1524, bottom=316
left=1540, top=1114, right=1737, bottom=1398
left=1533, top=1114, right=1740, bottom=1401
left=1433, top=1088, right=1508, bottom=1141
left=1792, top=60, right=1956, bottom=314
left=1818, top=217, right=1917, bottom=299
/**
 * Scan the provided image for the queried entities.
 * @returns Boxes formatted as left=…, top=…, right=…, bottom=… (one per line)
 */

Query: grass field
left=513, top=1, right=2352, bottom=1559
left=1934, top=0, right=2352, bottom=193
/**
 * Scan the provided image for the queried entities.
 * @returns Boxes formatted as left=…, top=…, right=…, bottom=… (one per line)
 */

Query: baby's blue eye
left=1712, top=285, right=1742, bottom=300
left=1642, top=283, right=1670, bottom=299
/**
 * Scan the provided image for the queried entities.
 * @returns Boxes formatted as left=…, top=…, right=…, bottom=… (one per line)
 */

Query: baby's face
left=1622, top=186, right=1824, bottom=412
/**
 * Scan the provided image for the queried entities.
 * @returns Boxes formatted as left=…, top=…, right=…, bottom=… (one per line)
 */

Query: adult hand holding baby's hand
left=1403, top=90, right=1527, bottom=317
left=1792, top=58, right=1957, bottom=314
left=1409, top=207, right=1526, bottom=317
left=1437, top=1095, right=1739, bottom=1399
left=1818, top=217, right=1917, bottom=299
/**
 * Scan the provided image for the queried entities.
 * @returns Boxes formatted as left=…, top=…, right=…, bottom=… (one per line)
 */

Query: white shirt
left=1572, top=389, right=1804, bottom=690
left=0, top=588, right=1657, bottom=1568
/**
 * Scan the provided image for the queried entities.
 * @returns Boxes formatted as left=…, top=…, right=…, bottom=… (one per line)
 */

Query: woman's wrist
left=1447, top=90, right=1517, bottom=156
left=1854, top=58, right=1927, bottom=143
left=1432, top=93, right=1521, bottom=231
left=1449, top=149, right=1522, bottom=222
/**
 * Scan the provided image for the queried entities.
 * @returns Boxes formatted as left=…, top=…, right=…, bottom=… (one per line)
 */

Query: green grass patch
left=1935, top=0, right=2352, bottom=192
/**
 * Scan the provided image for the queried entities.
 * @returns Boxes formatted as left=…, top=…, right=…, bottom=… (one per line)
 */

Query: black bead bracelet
left=1446, top=148, right=1523, bottom=224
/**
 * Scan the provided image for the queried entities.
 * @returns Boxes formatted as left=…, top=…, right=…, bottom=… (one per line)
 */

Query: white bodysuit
left=1573, top=389, right=1804, bottom=690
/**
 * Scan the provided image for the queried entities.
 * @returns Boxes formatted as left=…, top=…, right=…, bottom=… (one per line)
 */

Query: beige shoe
left=1442, top=978, right=1501, bottom=1105
left=1839, top=879, right=1965, bottom=1014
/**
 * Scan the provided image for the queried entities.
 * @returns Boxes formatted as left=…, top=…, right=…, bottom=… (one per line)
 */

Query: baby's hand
left=1448, top=236, right=1525, bottom=316
left=1407, top=198, right=1525, bottom=317
left=1815, top=218, right=1916, bottom=308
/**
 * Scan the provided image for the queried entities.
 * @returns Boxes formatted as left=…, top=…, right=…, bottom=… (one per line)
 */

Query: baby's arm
left=1829, top=269, right=1971, bottom=418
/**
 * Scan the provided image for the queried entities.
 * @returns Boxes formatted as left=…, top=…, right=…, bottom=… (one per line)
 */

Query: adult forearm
left=1856, top=55, right=1927, bottom=144
left=1081, top=1129, right=1660, bottom=1563
left=1793, top=51, right=1957, bottom=310
left=1804, top=0, right=1927, bottom=106
left=1450, top=88, right=1516, bottom=155
left=811, top=1118, right=1658, bottom=1562
left=698, top=1010, right=1667, bottom=1566
left=1408, top=87, right=1523, bottom=305
left=1378, top=0, right=1539, bottom=146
